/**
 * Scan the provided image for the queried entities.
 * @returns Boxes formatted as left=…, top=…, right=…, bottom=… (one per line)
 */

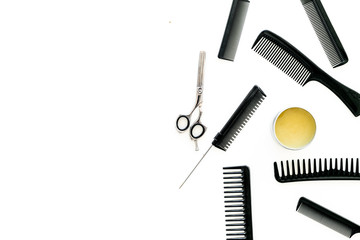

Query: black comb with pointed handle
left=252, top=30, right=360, bottom=117
left=274, top=158, right=360, bottom=183
left=179, top=85, right=266, bottom=188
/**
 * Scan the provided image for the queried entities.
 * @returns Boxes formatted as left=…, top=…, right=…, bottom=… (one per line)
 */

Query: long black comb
left=301, top=0, right=348, bottom=68
left=274, top=158, right=360, bottom=183
left=179, top=85, right=266, bottom=188
left=252, top=30, right=360, bottom=117
left=223, top=166, right=253, bottom=240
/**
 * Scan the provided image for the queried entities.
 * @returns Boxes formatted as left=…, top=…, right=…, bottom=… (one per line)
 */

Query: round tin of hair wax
left=273, top=107, right=316, bottom=150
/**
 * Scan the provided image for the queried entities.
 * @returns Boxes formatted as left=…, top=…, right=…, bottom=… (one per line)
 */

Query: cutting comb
left=274, top=158, right=360, bottom=183
left=252, top=30, right=360, bottom=117
left=301, top=0, right=348, bottom=68
left=297, top=197, right=360, bottom=238
left=179, top=85, right=266, bottom=188
left=223, top=166, right=253, bottom=240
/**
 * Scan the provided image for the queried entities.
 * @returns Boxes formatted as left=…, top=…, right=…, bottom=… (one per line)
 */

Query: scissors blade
left=197, top=51, right=206, bottom=90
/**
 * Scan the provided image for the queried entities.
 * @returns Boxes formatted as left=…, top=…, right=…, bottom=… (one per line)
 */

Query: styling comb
left=274, top=158, right=360, bottom=183
left=218, top=0, right=250, bottom=61
left=301, top=0, right=348, bottom=68
left=179, top=85, right=266, bottom=188
left=297, top=197, right=360, bottom=238
left=223, top=166, right=253, bottom=240
left=252, top=30, right=360, bottom=117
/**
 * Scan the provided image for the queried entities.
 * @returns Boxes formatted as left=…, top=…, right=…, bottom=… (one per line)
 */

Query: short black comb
left=223, top=166, right=253, bottom=240
left=252, top=30, right=360, bottom=117
left=212, top=85, right=266, bottom=151
left=274, top=158, right=360, bottom=183
left=297, top=197, right=360, bottom=238
left=301, top=0, right=348, bottom=68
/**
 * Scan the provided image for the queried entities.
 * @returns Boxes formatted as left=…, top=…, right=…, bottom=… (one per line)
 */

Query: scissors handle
left=189, top=109, right=206, bottom=139
left=176, top=115, right=190, bottom=132
left=176, top=114, right=206, bottom=138
left=190, top=122, right=206, bottom=139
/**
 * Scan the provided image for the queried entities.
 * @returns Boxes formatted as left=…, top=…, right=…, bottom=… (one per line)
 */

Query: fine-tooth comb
left=297, top=197, right=360, bottom=238
left=301, top=0, right=348, bottom=68
left=223, top=166, right=253, bottom=240
left=252, top=30, right=360, bottom=117
left=179, top=85, right=266, bottom=188
left=274, top=158, right=360, bottom=183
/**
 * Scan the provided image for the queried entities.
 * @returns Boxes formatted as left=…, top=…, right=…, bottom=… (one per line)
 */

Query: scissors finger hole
left=176, top=116, right=190, bottom=131
left=190, top=124, right=205, bottom=139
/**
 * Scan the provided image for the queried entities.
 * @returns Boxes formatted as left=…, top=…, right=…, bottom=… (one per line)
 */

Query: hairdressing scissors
left=176, top=51, right=206, bottom=151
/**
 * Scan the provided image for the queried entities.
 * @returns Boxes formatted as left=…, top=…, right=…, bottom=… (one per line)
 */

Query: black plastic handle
left=218, top=0, right=250, bottom=61
left=310, top=71, right=360, bottom=117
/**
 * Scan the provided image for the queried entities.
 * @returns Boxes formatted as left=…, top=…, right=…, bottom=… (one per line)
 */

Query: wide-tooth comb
left=252, top=30, right=360, bottom=117
left=179, top=85, right=266, bottom=188
left=301, top=0, right=348, bottom=68
left=212, top=85, right=266, bottom=151
left=274, top=158, right=360, bottom=183
left=223, top=166, right=253, bottom=240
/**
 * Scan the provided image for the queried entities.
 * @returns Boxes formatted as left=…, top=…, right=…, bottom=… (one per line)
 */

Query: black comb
left=212, top=85, right=266, bottom=151
left=301, top=0, right=348, bottom=68
left=297, top=197, right=360, bottom=238
left=223, top=166, right=253, bottom=240
left=179, top=85, right=266, bottom=188
left=274, top=158, right=360, bottom=183
left=252, top=30, right=360, bottom=117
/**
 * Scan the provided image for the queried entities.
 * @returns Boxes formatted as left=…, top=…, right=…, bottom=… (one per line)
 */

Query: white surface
left=1, top=0, right=360, bottom=239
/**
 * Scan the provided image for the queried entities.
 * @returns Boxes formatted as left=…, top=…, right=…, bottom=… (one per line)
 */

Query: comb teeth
left=274, top=158, right=360, bottom=183
left=302, top=0, right=348, bottom=68
left=252, top=36, right=311, bottom=86
left=212, top=85, right=266, bottom=151
left=224, top=94, right=265, bottom=150
left=223, top=166, right=253, bottom=240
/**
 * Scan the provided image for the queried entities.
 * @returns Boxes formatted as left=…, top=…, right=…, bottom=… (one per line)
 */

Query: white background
left=1, top=0, right=360, bottom=239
